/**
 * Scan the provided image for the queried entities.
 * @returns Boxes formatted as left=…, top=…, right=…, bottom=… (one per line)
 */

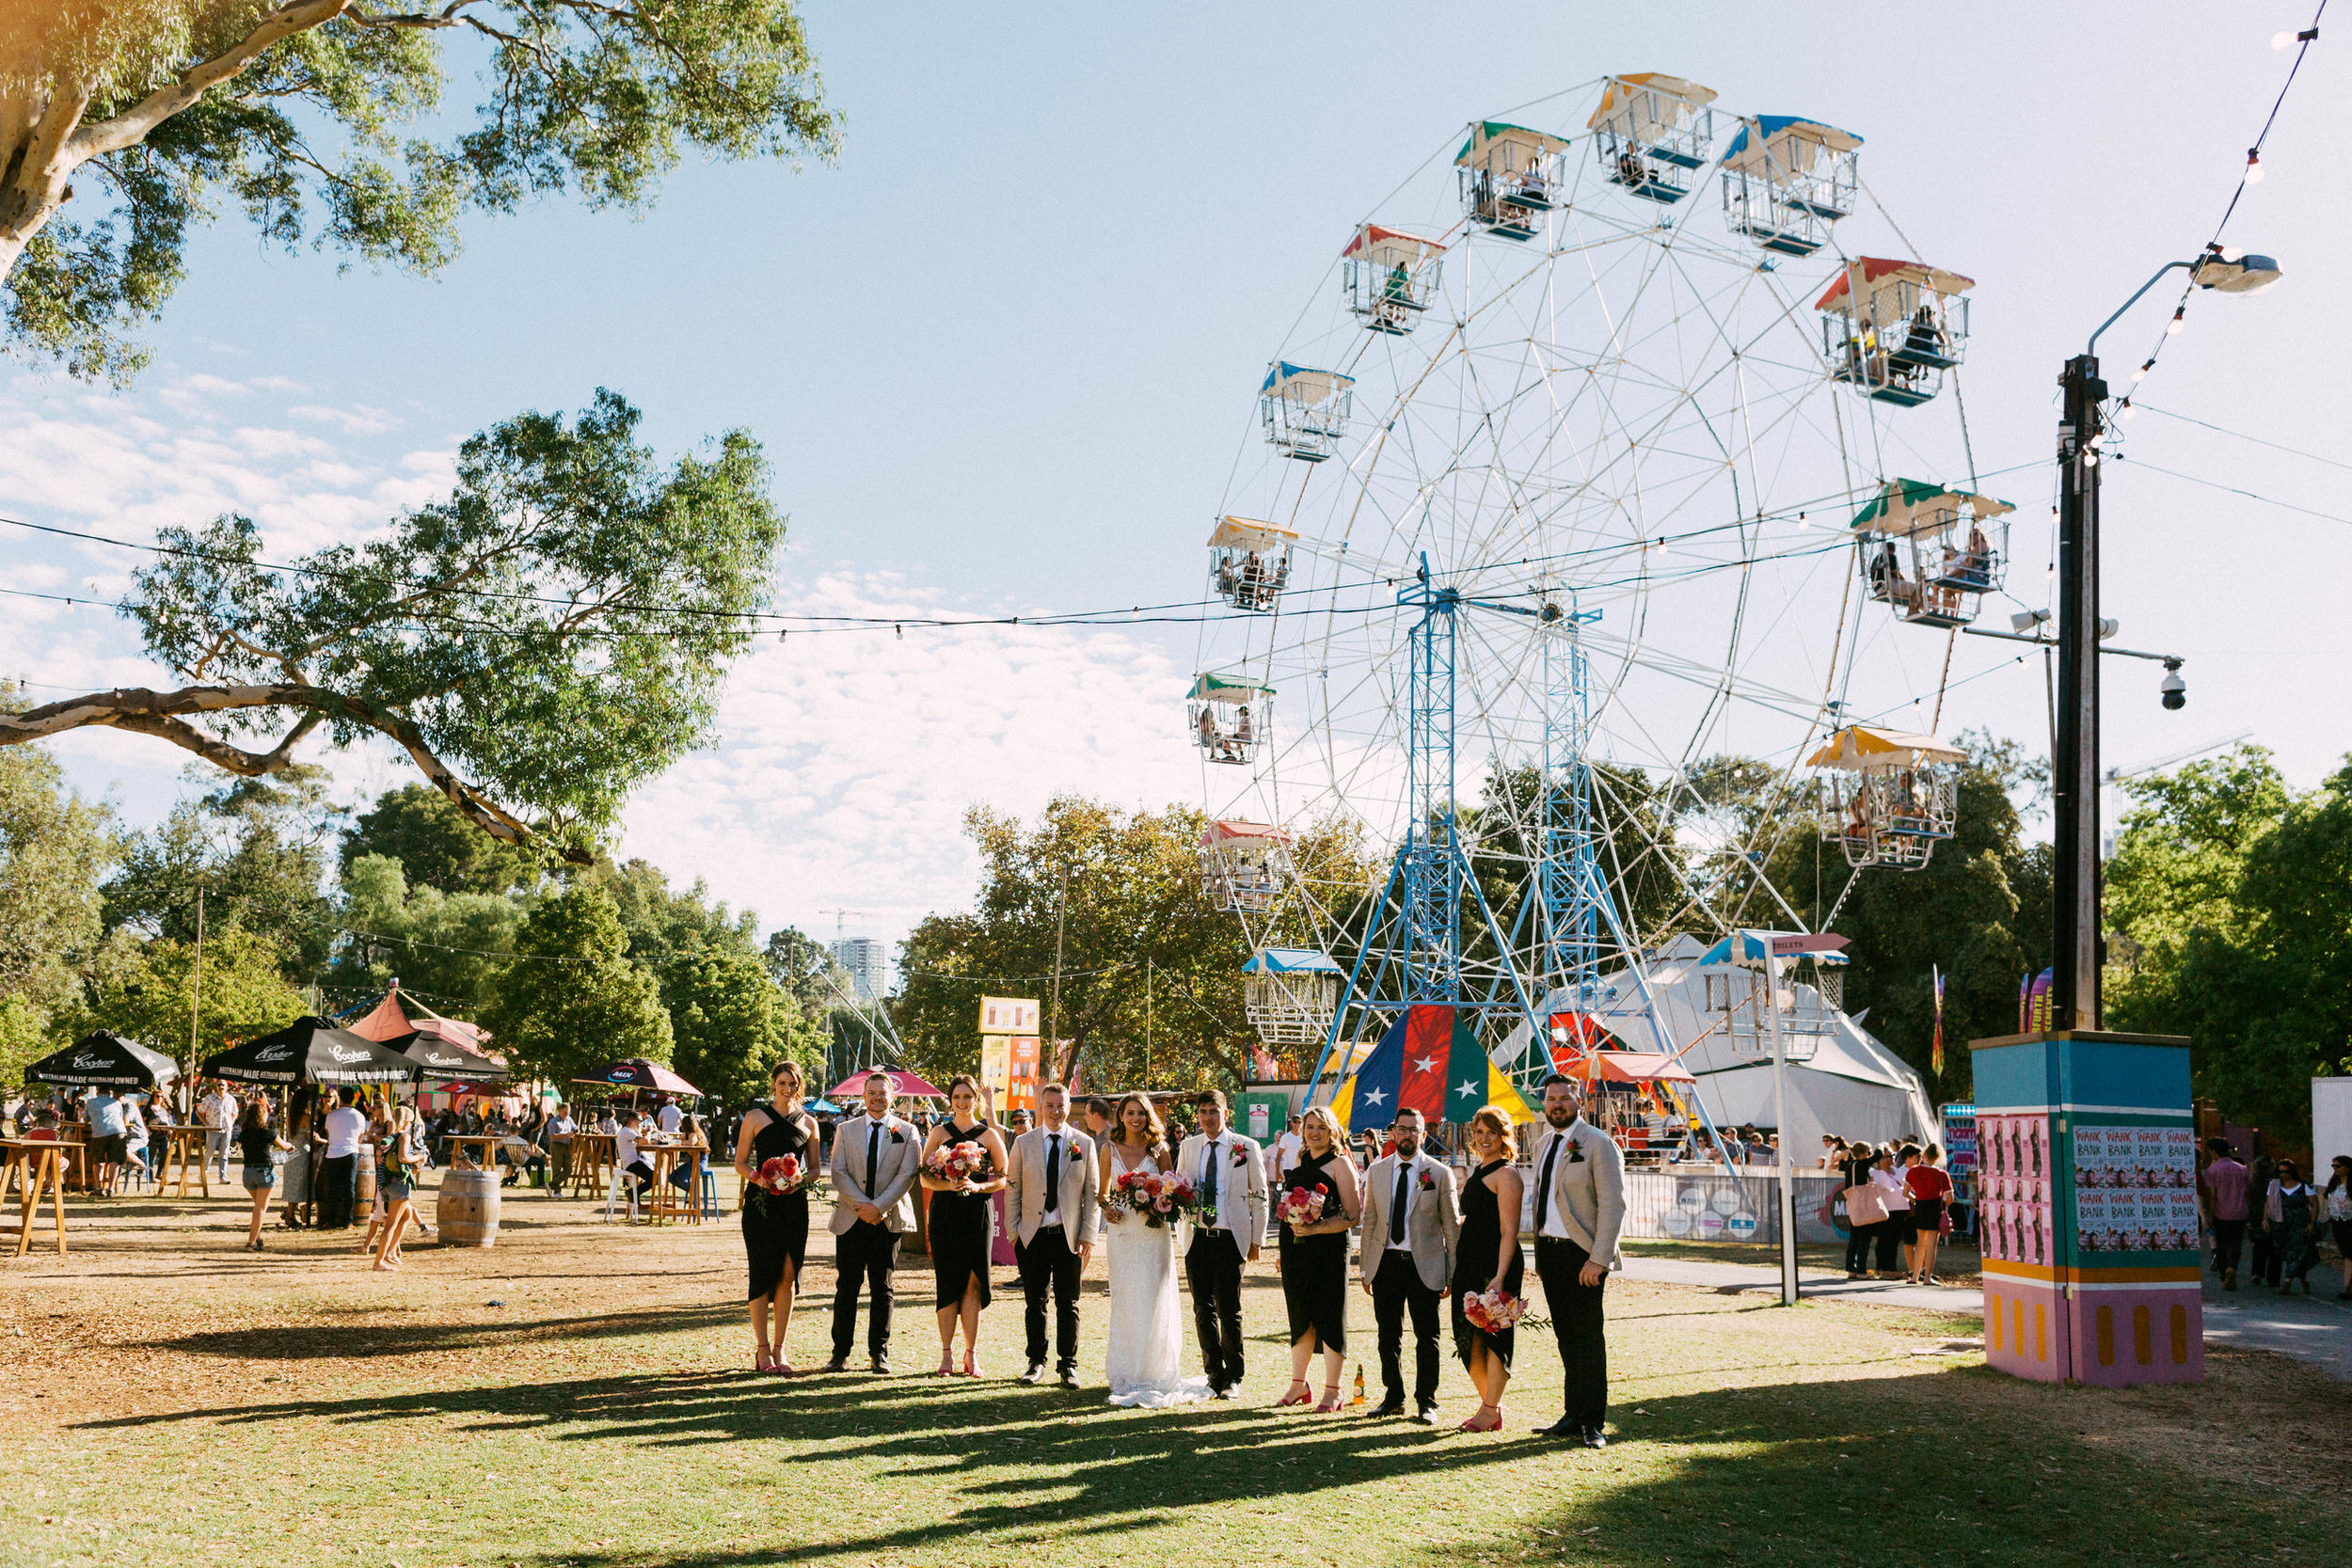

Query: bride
left=1098, top=1091, right=1210, bottom=1407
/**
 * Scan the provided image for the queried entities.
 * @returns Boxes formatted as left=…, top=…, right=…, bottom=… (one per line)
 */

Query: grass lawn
left=1, top=1182, right=2341, bottom=1567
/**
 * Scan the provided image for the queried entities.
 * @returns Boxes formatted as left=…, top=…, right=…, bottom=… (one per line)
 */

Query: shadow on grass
left=150, top=1303, right=744, bottom=1359
left=76, top=1363, right=1526, bottom=1560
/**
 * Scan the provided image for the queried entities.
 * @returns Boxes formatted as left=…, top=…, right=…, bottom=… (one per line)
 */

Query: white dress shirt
left=1383, top=1150, right=1426, bottom=1250
left=1036, top=1127, right=1067, bottom=1223
left=1532, top=1125, right=1575, bottom=1241
left=1199, top=1132, right=1234, bottom=1232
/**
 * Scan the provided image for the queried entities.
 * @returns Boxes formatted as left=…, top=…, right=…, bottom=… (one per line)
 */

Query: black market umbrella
left=201, top=1017, right=419, bottom=1087
left=572, top=1058, right=702, bottom=1099
left=25, top=1031, right=179, bottom=1090
left=389, top=1030, right=513, bottom=1085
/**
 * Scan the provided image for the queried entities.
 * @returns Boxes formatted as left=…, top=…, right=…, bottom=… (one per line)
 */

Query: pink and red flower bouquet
left=1109, top=1167, right=1205, bottom=1228
left=745, top=1154, right=803, bottom=1207
left=1461, top=1289, right=1529, bottom=1335
left=922, top=1141, right=991, bottom=1184
left=1275, top=1185, right=1327, bottom=1228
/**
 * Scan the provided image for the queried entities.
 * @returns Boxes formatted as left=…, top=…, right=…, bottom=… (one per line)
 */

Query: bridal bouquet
left=923, top=1141, right=990, bottom=1184
left=1109, top=1168, right=1204, bottom=1228
left=1460, top=1289, right=1532, bottom=1334
left=745, top=1155, right=803, bottom=1209
left=1275, top=1185, right=1327, bottom=1228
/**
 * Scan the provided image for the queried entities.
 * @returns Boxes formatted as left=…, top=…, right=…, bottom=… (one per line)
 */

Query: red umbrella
left=573, top=1058, right=703, bottom=1097
left=825, top=1067, right=946, bottom=1101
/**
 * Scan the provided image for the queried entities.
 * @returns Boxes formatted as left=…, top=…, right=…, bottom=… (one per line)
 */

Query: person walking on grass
left=238, top=1100, right=290, bottom=1250
left=371, top=1105, right=425, bottom=1271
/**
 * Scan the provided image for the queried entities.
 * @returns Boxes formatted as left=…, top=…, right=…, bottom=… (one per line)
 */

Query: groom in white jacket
left=1177, top=1089, right=1268, bottom=1399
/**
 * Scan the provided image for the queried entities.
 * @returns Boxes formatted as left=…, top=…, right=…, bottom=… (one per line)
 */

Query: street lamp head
left=2192, top=251, right=2282, bottom=293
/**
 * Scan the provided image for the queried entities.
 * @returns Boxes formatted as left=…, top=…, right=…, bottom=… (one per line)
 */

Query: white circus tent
left=1498, top=934, right=1938, bottom=1154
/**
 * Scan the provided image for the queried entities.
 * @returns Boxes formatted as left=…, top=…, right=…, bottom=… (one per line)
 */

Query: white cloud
left=287, top=403, right=402, bottom=436
left=6, top=376, right=1198, bottom=956
left=617, top=568, right=1193, bottom=942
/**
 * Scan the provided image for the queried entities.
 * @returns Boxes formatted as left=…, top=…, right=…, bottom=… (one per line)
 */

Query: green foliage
left=340, top=782, right=536, bottom=896
left=590, top=857, right=760, bottom=971
left=6, top=1, right=838, bottom=381
left=664, top=946, right=818, bottom=1105
left=2107, top=747, right=2349, bottom=1138
left=49, top=925, right=309, bottom=1073
left=119, top=389, right=784, bottom=855
left=482, top=881, right=671, bottom=1085
left=763, top=925, right=844, bottom=1011
left=103, top=765, right=338, bottom=974
left=897, top=798, right=1298, bottom=1095
left=0, top=739, right=119, bottom=1017
left=327, top=852, right=526, bottom=1008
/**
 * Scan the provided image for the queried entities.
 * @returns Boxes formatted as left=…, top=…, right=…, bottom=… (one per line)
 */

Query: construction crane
left=2104, top=732, right=2253, bottom=784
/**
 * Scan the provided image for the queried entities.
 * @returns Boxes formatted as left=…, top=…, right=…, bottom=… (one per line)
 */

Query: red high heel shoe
left=1274, top=1379, right=1312, bottom=1407
left=1457, top=1402, right=1502, bottom=1433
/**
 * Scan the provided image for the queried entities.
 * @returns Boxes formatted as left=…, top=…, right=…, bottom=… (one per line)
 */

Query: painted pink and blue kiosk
left=1970, top=1029, right=2201, bottom=1386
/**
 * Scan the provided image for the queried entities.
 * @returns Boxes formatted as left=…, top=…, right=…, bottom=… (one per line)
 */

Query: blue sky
left=6, top=1, right=2349, bottom=951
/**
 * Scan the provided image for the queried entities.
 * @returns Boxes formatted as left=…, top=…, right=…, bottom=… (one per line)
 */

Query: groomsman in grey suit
left=1527, top=1073, right=1627, bottom=1446
left=1005, top=1082, right=1099, bottom=1387
left=1358, top=1106, right=1462, bottom=1422
left=1176, top=1088, right=1268, bottom=1397
left=825, top=1071, right=921, bottom=1373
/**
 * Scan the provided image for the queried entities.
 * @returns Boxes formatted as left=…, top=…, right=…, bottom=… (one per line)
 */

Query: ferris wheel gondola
left=1188, top=72, right=1987, bottom=1119
left=1851, top=479, right=2016, bottom=630
left=1818, top=258, right=1975, bottom=406
left=1808, top=726, right=1967, bottom=871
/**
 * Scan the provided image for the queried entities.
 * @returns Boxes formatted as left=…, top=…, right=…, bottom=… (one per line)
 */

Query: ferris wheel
left=1185, top=74, right=1993, bottom=1107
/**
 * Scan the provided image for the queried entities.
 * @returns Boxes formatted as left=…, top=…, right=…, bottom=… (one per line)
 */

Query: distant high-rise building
left=830, top=938, right=889, bottom=1004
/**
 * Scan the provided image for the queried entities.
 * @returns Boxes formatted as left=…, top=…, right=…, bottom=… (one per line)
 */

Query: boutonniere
left=1417, top=1170, right=1436, bottom=1191
left=1231, top=1146, right=1249, bottom=1168
left=889, top=1130, right=906, bottom=1145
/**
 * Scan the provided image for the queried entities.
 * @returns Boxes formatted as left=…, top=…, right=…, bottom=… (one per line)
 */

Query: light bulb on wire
left=2166, top=308, right=2185, bottom=337
left=2273, top=29, right=2295, bottom=49
left=2132, top=360, right=2152, bottom=383
left=2218, top=245, right=2245, bottom=262
left=2245, top=149, right=2265, bottom=183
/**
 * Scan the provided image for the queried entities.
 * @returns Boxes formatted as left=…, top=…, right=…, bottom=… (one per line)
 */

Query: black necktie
left=1391, top=1161, right=1411, bottom=1243
left=1202, top=1136, right=1219, bottom=1221
left=1535, top=1134, right=1562, bottom=1237
left=1043, top=1132, right=1060, bottom=1199
left=866, top=1123, right=882, bottom=1195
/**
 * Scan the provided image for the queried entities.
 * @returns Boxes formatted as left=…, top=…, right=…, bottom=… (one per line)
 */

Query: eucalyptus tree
left=0, top=389, right=786, bottom=863
left=2, top=0, right=836, bottom=379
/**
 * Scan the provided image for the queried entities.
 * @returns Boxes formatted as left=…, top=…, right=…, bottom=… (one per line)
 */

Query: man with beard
left=1526, top=1074, right=1626, bottom=1447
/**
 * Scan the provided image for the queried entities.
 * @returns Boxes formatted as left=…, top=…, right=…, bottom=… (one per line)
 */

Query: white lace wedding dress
left=1103, top=1149, right=1210, bottom=1408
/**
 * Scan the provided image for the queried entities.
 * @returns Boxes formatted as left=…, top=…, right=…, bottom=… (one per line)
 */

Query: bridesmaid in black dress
left=1275, top=1105, right=1361, bottom=1412
left=919, top=1074, right=1009, bottom=1377
left=734, top=1059, right=818, bottom=1373
left=1450, top=1104, right=1526, bottom=1433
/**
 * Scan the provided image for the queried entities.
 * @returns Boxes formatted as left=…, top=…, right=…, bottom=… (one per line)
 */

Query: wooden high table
left=564, top=1132, right=615, bottom=1199
left=639, top=1140, right=706, bottom=1225
left=0, top=1141, right=69, bottom=1256
left=161, top=1124, right=213, bottom=1197
left=445, top=1133, right=504, bottom=1171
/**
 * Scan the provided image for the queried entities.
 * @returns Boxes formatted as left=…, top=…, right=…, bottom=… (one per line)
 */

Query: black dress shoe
left=1057, top=1369, right=1080, bottom=1389
left=1411, top=1406, right=1438, bottom=1425
left=870, top=1354, right=892, bottom=1375
left=1580, top=1426, right=1609, bottom=1449
left=1017, top=1363, right=1045, bottom=1386
left=1534, top=1417, right=1579, bottom=1438
left=821, top=1356, right=849, bottom=1374
left=1369, top=1398, right=1406, bottom=1418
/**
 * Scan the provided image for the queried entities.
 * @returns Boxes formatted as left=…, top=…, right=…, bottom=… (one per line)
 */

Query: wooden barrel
left=437, top=1168, right=501, bottom=1247
left=357, top=1157, right=377, bottom=1209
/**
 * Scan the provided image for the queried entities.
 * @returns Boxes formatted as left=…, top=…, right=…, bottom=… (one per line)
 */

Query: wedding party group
left=728, top=1061, right=1628, bottom=1447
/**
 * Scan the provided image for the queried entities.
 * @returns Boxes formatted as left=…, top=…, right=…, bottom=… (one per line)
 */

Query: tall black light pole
left=2051, top=250, right=2280, bottom=1032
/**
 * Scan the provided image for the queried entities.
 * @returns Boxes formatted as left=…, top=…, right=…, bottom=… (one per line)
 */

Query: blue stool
left=699, top=1165, right=720, bottom=1218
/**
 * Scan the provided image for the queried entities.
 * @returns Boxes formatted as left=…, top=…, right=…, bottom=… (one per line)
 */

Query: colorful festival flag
left=1328, top=1005, right=1535, bottom=1132
left=1931, top=964, right=1947, bottom=1076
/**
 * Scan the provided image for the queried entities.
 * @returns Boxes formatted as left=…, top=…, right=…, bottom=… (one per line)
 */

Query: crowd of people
left=2197, top=1142, right=2352, bottom=1300
left=1825, top=1135, right=1957, bottom=1285
left=726, top=1065, right=1629, bottom=1446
